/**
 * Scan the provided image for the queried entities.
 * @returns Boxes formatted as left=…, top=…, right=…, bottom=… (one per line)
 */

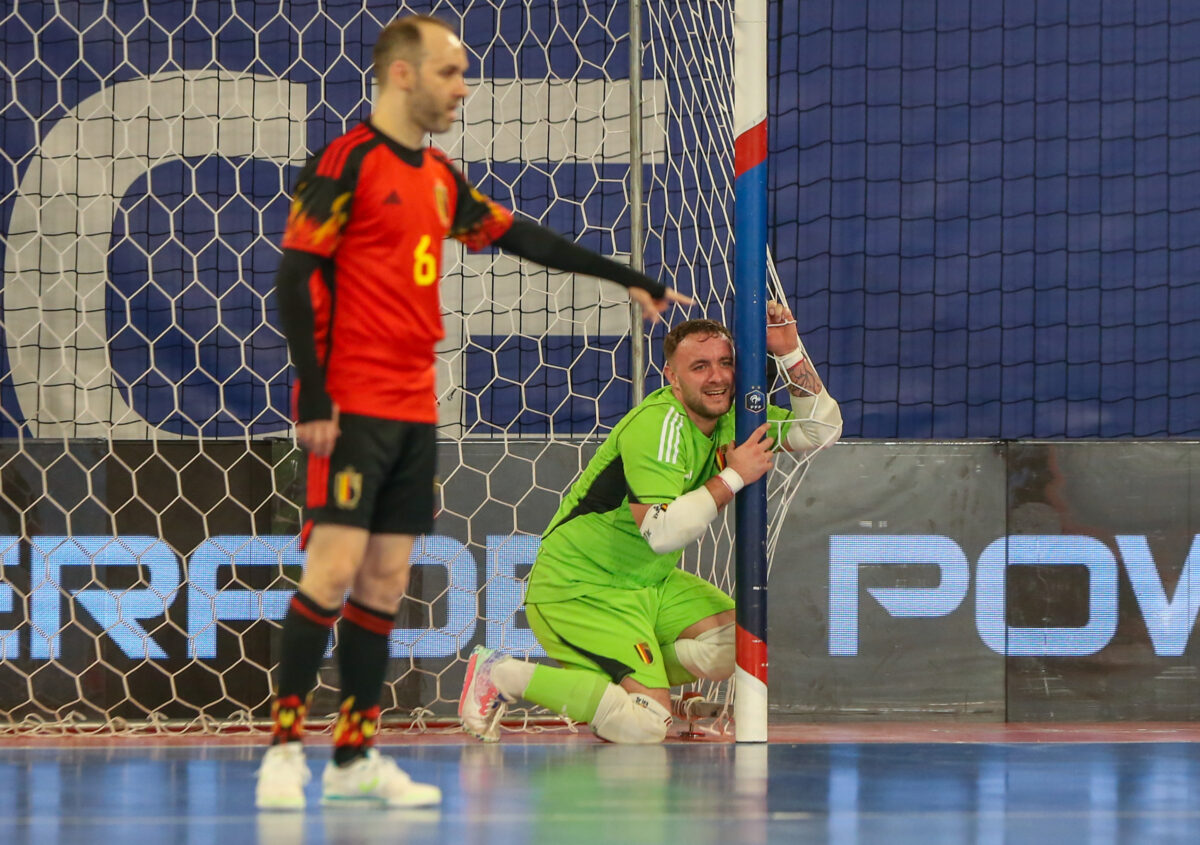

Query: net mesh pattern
left=0, top=1, right=831, bottom=734
left=769, top=0, right=1200, bottom=438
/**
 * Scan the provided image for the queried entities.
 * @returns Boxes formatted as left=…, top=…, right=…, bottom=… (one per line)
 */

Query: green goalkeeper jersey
left=525, top=386, right=794, bottom=603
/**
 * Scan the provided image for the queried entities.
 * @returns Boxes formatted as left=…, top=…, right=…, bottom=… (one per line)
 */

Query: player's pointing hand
left=630, top=285, right=694, bottom=324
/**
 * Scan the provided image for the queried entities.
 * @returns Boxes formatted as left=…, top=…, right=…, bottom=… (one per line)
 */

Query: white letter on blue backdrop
left=29, top=536, right=179, bottom=659
left=975, top=535, right=1117, bottom=656
left=187, top=535, right=300, bottom=659
left=2, top=72, right=306, bottom=438
left=390, top=536, right=478, bottom=658
left=1116, top=534, right=1200, bottom=657
left=829, top=535, right=969, bottom=656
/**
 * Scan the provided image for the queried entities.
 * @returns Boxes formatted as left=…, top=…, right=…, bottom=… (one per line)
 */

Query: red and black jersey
left=280, top=120, right=513, bottom=423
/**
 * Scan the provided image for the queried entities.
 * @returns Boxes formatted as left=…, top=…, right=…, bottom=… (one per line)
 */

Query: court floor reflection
left=1, top=738, right=1198, bottom=844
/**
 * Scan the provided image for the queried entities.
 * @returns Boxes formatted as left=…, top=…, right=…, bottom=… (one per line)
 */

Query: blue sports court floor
left=2, top=723, right=1200, bottom=844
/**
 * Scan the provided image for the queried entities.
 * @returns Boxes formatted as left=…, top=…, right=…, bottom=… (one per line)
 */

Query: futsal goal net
left=0, top=1, right=827, bottom=735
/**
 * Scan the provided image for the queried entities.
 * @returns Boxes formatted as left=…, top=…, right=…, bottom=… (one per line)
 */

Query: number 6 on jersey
left=413, top=234, right=437, bottom=286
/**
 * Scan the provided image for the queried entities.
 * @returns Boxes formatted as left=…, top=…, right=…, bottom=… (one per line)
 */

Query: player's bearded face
left=411, top=34, right=470, bottom=134
left=666, top=334, right=736, bottom=421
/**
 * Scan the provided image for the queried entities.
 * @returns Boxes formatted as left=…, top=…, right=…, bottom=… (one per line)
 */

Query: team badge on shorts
left=333, top=467, right=363, bottom=510
left=634, top=642, right=654, bottom=665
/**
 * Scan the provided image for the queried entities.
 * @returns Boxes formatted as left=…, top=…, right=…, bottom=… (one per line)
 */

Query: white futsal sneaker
left=459, top=645, right=514, bottom=743
left=321, top=749, right=442, bottom=808
left=255, top=742, right=312, bottom=810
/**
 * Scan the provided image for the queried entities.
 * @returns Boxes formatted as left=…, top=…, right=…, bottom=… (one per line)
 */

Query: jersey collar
left=363, top=118, right=426, bottom=168
left=652, top=385, right=736, bottom=444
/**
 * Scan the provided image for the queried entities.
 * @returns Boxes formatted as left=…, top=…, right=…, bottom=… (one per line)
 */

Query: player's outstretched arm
left=631, top=423, right=774, bottom=554
left=274, top=248, right=340, bottom=456
left=492, top=217, right=692, bottom=323
left=766, top=300, right=843, bottom=453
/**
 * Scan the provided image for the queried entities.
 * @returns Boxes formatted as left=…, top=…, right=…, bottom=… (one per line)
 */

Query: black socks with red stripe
left=272, top=591, right=338, bottom=744
left=270, top=592, right=395, bottom=761
left=333, top=599, right=395, bottom=766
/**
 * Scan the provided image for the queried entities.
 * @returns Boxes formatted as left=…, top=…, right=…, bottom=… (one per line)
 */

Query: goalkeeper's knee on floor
left=590, top=686, right=672, bottom=744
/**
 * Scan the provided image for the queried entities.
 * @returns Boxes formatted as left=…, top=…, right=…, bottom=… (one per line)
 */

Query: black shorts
left=303, top=412, right=436, bottom=539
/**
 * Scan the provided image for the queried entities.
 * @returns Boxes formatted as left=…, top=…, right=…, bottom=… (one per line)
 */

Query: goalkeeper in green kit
left=459, top=300, right=842, bottom=743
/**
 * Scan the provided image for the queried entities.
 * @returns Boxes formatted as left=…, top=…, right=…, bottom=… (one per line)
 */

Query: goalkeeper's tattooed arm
left=766, top=299, right=844, bottom=452
left=493, top=216, right=693, bottom=322
left=783, top=356, right=824, bottom=399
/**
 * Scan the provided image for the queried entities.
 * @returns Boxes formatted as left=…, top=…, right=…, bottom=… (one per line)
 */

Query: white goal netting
left=0, top=0, right=824, bottom=734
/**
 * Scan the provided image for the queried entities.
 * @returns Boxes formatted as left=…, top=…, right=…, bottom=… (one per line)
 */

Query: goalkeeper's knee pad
left=673, top=621, right=735, bottom=681
left=590, top=686, right=671, bottom=745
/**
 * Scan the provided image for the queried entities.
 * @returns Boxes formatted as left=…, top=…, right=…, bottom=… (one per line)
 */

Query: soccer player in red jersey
left=256, top=15, right=691, bottom=810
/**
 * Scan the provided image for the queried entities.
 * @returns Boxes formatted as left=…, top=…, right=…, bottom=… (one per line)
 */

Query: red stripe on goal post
left=736, top=624, right=768, bottom=685
left=734, top=120, right=767, bottom=176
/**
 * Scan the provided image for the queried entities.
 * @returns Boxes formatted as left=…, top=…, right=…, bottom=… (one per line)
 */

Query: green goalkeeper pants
left=525, top=568, right=734, bottom=690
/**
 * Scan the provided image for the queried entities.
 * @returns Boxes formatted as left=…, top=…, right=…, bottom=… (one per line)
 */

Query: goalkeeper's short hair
left=663, top=318, right=733, bottom=362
